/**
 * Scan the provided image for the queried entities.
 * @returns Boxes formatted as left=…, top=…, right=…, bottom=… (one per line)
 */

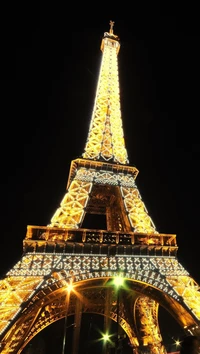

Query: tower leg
left=104, top=288, right=112, bottom=354
left=72, top=297, right=83, bottom=354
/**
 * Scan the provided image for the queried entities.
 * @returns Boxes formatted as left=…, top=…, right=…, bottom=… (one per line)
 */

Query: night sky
left=0, top=2, right=200, bottom=352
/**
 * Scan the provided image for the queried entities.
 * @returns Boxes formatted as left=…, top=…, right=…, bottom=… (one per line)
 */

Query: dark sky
left=0, top=2, right=199, bottom=351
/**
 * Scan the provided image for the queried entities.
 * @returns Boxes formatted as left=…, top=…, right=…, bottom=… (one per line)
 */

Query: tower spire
left=82, top=21, right=129, bottom=165
left=109, top=20, right=114, bottom=35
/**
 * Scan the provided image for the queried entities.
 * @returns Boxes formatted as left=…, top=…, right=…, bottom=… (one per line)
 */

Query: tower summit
left=82, top=20, right=128, bottom=165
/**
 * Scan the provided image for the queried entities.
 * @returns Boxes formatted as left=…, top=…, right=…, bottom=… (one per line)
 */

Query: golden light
left=66, top=283, right=74, bottom=293
left=102, top=333, right=111, bottom=343
left=113, top=275, right=124, bottom=289
left=174, top=339, right=181, bottom=347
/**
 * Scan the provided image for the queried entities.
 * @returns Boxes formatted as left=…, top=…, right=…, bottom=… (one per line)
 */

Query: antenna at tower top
left=109, top=20, right=115, bottom=34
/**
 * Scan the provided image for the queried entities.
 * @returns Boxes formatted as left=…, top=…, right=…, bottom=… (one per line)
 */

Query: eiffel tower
left=1, top=21, right=200, bottom=354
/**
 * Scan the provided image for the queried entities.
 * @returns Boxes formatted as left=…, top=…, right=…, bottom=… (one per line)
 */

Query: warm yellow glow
left=102, top=333, right=111, bottom=342
left=98, top=330, right=114, bottom=347
left=66, top=283, right=73, bottom=292
left=174, top=339, right=181, bottom=347
left=113, top=275, right=124, bottom=288
left=82, top=26, right=128, bottom=165
left=48, top=163, right=156, bottom=232
left=1, top=22, right=200, bottom=354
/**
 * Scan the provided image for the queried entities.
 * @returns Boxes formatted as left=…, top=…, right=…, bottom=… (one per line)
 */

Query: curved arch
left=1, top=269, right=199, bottom=353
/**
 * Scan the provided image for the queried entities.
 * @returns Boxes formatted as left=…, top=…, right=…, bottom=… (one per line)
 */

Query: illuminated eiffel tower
left=0, top=21, right=200, bottom=354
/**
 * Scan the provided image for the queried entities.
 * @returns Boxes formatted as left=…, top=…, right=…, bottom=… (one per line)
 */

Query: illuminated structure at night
left=0, top=22, right=200, bottom=354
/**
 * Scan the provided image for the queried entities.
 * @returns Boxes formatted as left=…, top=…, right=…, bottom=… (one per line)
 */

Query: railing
left=25, top=225, right=177, bottom=247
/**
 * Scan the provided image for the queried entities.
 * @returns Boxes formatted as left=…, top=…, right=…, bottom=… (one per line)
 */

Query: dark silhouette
left=180, top=335, right=200, bottom=354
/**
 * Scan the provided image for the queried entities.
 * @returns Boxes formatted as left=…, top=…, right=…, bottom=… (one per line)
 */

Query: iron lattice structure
left=0, top=21, right=200, bottom=354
